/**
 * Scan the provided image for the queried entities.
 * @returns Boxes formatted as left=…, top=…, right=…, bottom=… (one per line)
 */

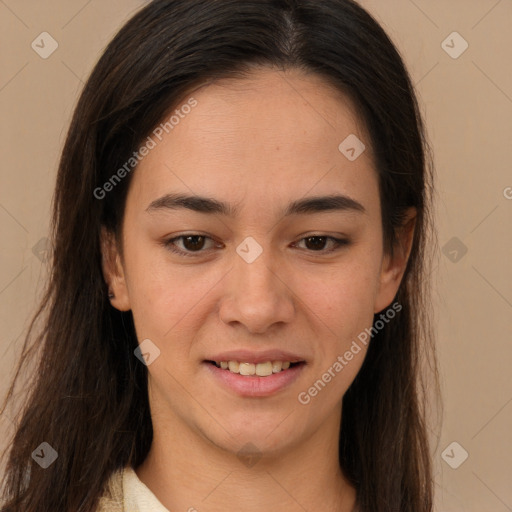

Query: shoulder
left=96, top=464, right=169, bottom=512
left=96, top=467, right=124, bottom=512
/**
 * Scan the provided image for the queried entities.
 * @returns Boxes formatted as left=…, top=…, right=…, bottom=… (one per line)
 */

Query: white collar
left=122, top=466, right=170, bottom=512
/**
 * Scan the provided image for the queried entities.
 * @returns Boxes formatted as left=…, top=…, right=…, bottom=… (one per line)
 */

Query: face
left=103, top=67, right=412, bottom=457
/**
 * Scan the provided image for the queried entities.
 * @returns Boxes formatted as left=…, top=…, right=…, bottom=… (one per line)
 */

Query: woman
left=0, top=0, right=439, bottom=510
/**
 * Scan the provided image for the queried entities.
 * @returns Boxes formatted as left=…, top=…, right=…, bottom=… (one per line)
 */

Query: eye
left=293, top=235, right=349, bottom=253
left=163, top=234, right=349, bottom=257
left=164, top=234, right=219, bottom=257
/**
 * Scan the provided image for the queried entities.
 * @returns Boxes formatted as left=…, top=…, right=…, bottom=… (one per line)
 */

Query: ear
left=100, top=226, right=131, bottom=311
left=374, top=208, right=416, bottom=314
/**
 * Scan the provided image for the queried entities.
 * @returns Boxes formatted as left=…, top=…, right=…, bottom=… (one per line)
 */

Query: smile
left=204, top=360, right=306, bottom=397
left=209, top=360, right=302, bottom=377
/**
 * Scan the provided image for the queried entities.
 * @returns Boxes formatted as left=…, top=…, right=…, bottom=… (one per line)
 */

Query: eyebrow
left=145, top=193, right=366, bottom=217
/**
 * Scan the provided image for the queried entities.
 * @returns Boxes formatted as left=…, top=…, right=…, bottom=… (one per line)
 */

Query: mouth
left=203, top=359, right=306, bottom=397
left=205, top=359, right=305, bottom=376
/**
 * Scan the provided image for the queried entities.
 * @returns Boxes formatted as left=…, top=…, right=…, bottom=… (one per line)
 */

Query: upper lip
left=205, top=349, right=306, bottom=364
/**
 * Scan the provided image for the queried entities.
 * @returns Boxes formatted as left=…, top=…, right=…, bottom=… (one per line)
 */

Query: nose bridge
left=238, top=239, right=278, bottom=293
left=219, top=237, right=295, bottom=332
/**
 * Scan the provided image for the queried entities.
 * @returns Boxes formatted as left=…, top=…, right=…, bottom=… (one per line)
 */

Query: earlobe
left=100, top=227, right=131, bottom=311
left=374, top=208, right=416, bottom=313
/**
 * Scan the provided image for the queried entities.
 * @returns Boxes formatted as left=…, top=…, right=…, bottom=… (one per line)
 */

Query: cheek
left=123, top=243, right=223, bottom=358
left=305, top=253, right=382, bottom=341
left=297, top=259, right=381, bottom=404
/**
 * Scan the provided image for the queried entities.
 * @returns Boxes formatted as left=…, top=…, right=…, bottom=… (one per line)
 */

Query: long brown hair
left=1, top=1, right=439, bottom=510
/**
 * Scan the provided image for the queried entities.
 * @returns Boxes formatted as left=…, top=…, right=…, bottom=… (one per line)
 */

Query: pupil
left=306, top=236, right=326, bottom=251
left=184, top=235, right=204, bottom=251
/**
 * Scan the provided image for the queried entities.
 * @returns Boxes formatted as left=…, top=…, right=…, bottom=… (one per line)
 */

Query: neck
left=136, top=409, right=356, bottom=512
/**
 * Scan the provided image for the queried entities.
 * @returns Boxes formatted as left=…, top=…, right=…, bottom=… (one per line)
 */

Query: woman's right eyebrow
left=145, top=192, right=367, bottom=218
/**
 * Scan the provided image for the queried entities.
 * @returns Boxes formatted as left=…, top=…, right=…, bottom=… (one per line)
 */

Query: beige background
left=1, top=1, right=511, bottom=510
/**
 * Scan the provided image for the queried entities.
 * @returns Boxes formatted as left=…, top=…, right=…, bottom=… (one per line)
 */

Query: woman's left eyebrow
left=145, top=192, right=367, bottom=217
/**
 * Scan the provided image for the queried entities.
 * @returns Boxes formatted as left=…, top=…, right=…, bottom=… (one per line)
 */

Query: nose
left=218, top=244, right=296, bottom=334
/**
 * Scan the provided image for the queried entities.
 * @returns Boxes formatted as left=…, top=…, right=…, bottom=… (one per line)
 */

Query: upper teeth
left=214, top=360, right=293, bottom=376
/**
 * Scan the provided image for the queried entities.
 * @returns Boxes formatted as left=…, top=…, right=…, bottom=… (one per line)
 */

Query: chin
left=203, top=412, right=306, bottom=458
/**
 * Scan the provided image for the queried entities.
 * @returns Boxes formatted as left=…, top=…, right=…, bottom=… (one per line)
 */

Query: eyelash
left=163, top=234, right=350, bottom=258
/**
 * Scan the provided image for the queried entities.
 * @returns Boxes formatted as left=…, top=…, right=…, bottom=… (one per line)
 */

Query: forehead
left=175, top=67, right=370, bottom=159
left=126, top=67, right=378, bottom=220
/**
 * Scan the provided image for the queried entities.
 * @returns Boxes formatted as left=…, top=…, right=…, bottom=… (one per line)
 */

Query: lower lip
left=203, top=362, right=305, bottom=397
